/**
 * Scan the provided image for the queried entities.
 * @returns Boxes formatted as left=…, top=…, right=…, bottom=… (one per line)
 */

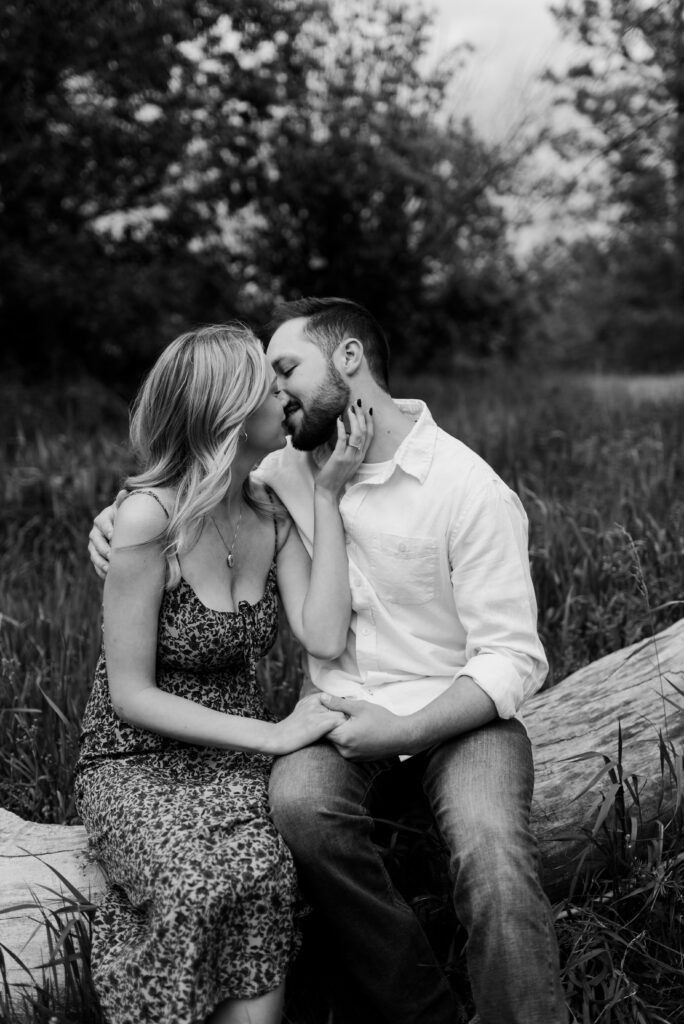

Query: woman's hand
left=271, top=693, right=348, bottom=755
left=314, top=403, right=373, bottom=498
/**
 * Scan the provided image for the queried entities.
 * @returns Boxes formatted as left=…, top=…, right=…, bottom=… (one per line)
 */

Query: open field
left=1, top=369, right=684, bottom=1022
left=3, top=369, right=682, bottom=820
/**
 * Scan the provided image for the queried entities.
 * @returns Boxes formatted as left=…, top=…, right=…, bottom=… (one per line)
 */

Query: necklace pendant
left=211, top=510, right=242, bottom=572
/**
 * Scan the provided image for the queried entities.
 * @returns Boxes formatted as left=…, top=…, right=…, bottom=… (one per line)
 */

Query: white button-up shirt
left=255, top=399, right=547, bottom=721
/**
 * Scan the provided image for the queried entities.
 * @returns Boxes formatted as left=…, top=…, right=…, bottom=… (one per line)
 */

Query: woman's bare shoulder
left=113, top=489, right=172, bottom=546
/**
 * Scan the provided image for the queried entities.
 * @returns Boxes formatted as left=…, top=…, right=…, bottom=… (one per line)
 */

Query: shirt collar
left=312, top=398, right=437, bottom=484
left=391, top=399, right=437, bottom=483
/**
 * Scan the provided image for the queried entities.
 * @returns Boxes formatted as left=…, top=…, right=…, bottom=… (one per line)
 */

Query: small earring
left=242, top=430, right=248, bottom=441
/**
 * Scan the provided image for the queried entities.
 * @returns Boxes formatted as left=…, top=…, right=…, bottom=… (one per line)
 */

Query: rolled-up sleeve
left=449, top=476, right=548, bottom=718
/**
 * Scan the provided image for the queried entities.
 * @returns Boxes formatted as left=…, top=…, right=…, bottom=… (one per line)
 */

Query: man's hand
left=321, top=677, right=499, bottom=761
left=320, top=695, right=414, bottom=761
left=88, top=490, right=127, bottom=579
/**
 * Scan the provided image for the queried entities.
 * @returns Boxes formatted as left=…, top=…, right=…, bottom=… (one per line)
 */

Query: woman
left=74, top=324, right=371, bottom=1024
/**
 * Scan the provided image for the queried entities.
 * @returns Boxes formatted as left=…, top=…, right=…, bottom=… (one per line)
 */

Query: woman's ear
left=334, top=337, right=364, bottom=376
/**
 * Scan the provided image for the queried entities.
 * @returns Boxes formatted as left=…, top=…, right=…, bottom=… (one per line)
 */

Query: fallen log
left=0, top=808, right=106, bottom=998
left=1, top=617, right=683, bottom=999
left=525, top=616, right=684, bottom=896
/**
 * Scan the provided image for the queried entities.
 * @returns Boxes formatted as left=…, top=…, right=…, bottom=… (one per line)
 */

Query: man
left=89, top=298, right=566, bottom=1024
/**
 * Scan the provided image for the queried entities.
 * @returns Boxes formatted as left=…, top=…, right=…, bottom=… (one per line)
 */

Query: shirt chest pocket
left=368, top=532, right=438, bottom=606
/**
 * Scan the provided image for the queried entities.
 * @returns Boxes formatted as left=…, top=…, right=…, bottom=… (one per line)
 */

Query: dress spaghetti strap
left=125, top=490, right=171, bottom=519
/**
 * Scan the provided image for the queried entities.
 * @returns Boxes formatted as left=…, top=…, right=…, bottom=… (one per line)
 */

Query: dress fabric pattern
left=75, top=545, right=299, bottom=1024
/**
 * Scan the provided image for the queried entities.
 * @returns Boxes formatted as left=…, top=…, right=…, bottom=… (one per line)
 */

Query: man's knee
left=270, top=778, right=322, bottom=843
left=269, top=753, right=314, bottom=835
left=269, top=751, right=371, bottom=861
left=441, top=803, right=541, bottom=900
left=269, top=749, right=341, bottom=844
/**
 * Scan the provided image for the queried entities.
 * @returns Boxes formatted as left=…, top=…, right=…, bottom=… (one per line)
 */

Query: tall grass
left=555, top=727, right=684, bottom=1024
left=2, top=370, right=684, bottom=1022
left=0, top=879, right=102, bottom=1024
left=2, top=369, right=683, bottom=811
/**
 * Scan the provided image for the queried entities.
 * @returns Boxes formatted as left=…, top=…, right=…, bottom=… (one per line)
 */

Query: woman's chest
left=157, top=574, right=279, bottom=670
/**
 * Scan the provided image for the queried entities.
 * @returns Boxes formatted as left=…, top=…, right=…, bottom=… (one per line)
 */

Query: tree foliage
left=244, top=1, right=522, bottom=362
left=0, top=0, right=523, bottom=380
left=541, top=0, right=684, bottom=368
left=0, top=0, right=320, bottom=376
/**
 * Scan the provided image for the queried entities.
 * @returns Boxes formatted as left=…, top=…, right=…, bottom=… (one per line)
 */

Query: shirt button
left=362, top=628, right=371, bottom=636
left=398, top=542, right=407, bottom=552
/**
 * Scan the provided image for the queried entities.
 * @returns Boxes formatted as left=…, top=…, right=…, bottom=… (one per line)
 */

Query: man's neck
left=318, top=393, right=415, bottom=463
left=363, top=393, right=415, bottom=462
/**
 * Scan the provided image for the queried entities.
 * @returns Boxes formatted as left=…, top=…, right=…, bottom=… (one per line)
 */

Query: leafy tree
left=542, top=0, right=684, bottom=368
left=245, top=0, right=523, bottom=364
left=0, top=0, right=318, bottom=378
left=0, top=0, right=528, bottom=379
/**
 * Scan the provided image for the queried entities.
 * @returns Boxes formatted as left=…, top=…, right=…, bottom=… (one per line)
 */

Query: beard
left=286, top=364, right=351, bottom=451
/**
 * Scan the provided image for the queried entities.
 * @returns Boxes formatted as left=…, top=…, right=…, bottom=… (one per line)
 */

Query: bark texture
left=525, top=617, right=684, bottom=895
left=0, top=808, right=105, bottom=993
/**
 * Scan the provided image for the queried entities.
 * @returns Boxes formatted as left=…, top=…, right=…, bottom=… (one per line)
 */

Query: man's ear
left=333, top=337, right=364, bottom=376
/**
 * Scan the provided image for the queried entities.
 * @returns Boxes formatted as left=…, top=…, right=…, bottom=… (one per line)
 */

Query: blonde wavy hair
left=125, top=323, right=272, bottom=588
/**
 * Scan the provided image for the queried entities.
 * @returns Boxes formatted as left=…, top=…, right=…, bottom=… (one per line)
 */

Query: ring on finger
left=347, top=441, right=362, bottom=449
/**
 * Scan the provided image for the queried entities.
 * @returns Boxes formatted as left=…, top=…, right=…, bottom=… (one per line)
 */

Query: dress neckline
left=175, top=561, right=277, bottom=616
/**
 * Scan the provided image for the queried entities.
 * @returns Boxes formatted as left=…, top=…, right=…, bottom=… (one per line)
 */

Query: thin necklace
left=210, top=503, right=243, bottom=569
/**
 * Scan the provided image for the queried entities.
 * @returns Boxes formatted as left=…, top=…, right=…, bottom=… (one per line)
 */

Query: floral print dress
left=74, top=498, right=298, bottom=1024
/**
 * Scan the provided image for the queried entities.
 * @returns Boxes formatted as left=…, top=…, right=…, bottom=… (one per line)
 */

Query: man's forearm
left=401, top=675, right=497, bottom=755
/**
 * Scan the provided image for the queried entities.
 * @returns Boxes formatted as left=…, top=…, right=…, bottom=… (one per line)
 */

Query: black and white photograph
left=1, top=2, right=683, bottom=1023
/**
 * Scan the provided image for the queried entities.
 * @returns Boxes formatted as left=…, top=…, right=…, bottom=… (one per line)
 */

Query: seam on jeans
left=358, top=761, right=412, bottom=912
left=358, top=761, right=394, bottom=807
left=363, top=816, right=413, bottom=913
left=521, top=733, right=564, bottom=1023
left=529, top=855, right=565, bottom=1023
left=543, top=895, right=565, bottom=1023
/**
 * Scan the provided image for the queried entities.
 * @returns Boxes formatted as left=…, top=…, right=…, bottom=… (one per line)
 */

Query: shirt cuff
left=454, top=653, right=524, bottom=719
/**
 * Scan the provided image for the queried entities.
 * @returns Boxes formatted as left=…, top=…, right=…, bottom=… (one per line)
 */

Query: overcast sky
left=428, top=0, right=565, bottom=136
left=424, top=0, right=594, bottom=247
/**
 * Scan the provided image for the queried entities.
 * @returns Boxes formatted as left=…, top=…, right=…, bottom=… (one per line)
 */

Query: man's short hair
left=268, top=297, right=390, bottom=391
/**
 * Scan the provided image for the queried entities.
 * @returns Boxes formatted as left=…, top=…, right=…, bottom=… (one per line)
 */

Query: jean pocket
left=369, top=532, right=438, bottom=605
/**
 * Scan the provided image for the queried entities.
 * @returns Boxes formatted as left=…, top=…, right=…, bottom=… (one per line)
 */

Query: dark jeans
left=270, top=718, right=566, bottom=1024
